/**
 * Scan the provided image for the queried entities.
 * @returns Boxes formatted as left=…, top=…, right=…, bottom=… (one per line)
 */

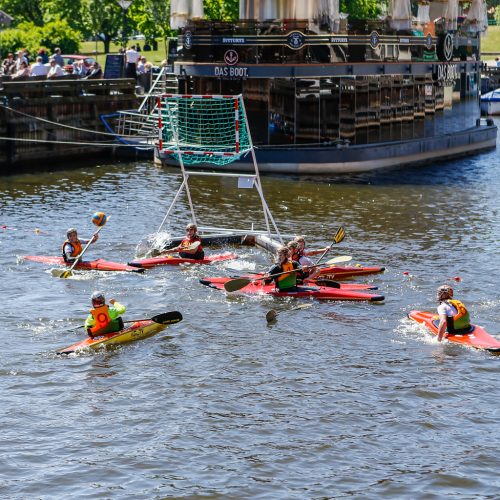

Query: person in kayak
left=265, top=246, right=304, bottom=292
left=287, top=240, right=321, bottom=282
left=162, top=223, right=205, bottom=260
left=85, top=291, right=126, bottom=338
left=62, top=228, right=98, bottom=263
left=294, top=235, right=329, bottom=259
left=436, top=285, right=472, bottom=341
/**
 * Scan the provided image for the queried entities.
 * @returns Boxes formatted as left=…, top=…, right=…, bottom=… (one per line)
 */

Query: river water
left=1, top=124, right=499, bottom=499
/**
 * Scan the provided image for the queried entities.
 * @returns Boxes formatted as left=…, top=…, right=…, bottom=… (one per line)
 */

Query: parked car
left=60, top=55, right=96, bottom=74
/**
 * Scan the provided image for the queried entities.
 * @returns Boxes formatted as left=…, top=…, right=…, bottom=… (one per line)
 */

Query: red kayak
left=23, top=255, right=144, bottom=273
left=318, top=265, right=385, bottom=279
left=200, top=278, right=385, bottom=302
left=128, top=252, right=238, bottom=269
left=201, top=275, right=378, bottom=290
left=408, top=310, right=500, bottom=353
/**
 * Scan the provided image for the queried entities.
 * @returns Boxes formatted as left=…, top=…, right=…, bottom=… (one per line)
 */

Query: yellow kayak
left=57, top=312, right=182, bottom=354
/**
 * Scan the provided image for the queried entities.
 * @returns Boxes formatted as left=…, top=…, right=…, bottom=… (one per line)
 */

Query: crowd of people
left=1, top=47, right=102, bottom=80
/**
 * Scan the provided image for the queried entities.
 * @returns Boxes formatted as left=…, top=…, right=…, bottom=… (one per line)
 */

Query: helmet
left=91, top=291, right=105, bottom=306
left=66, top=227, right=77, bottom=238
left=287, top=240, right=300, bottom=250
left=294, top=235, right=306, bottom=243
left=436, top=285, right=453, bottom=302
left=92, top=211, right=107, bottom=227
left=186, top=223, right=197, bottom=231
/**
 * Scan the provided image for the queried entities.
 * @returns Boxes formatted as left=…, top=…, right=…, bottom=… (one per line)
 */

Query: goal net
left=157, top=94, right=252, bottom=166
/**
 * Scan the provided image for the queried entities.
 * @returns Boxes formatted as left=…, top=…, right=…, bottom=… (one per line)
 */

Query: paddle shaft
left=314, top=226, right=346, bottom=266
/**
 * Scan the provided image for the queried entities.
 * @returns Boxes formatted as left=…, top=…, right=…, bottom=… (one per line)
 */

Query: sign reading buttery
left=104, top=54, right=125, bottom=79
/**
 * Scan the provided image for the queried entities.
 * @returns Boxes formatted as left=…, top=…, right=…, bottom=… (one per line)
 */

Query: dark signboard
left=104, top=54, right=125, bottom=79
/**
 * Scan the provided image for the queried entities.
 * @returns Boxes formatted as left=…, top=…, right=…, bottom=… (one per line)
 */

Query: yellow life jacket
left=446, top=299, right=471, bottom=333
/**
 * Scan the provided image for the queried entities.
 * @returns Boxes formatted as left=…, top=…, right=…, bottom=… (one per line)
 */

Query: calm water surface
left=1, top=125, right=499, bottom=498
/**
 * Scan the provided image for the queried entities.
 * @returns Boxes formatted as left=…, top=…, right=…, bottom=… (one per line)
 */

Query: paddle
left=313, top=226, right=346, bottom=266
left=150, top=241, right=200, bottom=257
left=123, top=311, right=183, bottom=325
left=53, top=216, right=110, bottom=279
left=266, top=304, right=312, bottom=323
left=223, top=256, right=352, bottom=293
left=70, top=310, right=183, bottom=332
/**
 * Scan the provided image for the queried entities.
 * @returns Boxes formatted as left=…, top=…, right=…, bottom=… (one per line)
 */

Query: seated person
left=62, top=227, right=98, bottom=263
left=85, top=292, right=126, bottom=338
left=30, top=57, right=49, bottom=77
left=435, top=285, right=472, bottom=341
left=287, top=240, right=320, bottom=282
left=264, top=246, right=304, bottom=292
left=162, top=223, right=205, bottom=260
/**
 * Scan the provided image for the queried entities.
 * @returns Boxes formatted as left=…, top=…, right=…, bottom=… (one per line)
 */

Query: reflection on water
left=0, top=124, right=500, bottom=498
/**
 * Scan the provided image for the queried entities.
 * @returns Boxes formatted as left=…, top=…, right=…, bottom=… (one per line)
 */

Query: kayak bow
left=23, top=255, right=144, bottom=273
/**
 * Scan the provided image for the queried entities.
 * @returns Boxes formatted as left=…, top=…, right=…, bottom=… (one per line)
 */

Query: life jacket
left=276, top=261, right=297, bottom=290
left=62, top=239, right=82, bottom=262
left=445, top=299, right=471, bottom=334
left=180, top=235, right=203, bottom=253
left=89, top=304, right=122, bottom=336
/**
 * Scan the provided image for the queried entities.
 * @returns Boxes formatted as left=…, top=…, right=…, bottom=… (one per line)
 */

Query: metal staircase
left=108, top=66, right=178, bottom=149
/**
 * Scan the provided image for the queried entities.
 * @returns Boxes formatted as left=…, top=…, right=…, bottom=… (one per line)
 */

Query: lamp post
left=116, top=0, right=133, bottom=46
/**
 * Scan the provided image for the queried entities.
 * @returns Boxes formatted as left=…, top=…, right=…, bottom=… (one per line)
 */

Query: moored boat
left=23, top=255, right=144, bottom=273
left=408, top=310, right=500, bottom=353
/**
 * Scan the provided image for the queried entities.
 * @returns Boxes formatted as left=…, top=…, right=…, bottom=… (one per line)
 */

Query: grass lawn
left=80, top=39, right=169, bottom=67
left=481, top=25, right=500, bottom=55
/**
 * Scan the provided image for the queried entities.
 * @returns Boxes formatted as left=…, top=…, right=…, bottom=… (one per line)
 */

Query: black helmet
left=91, top=291, right=105, bottom=306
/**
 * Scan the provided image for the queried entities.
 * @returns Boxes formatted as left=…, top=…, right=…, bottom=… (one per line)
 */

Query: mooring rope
left=0, top=104, right=156, bottom=140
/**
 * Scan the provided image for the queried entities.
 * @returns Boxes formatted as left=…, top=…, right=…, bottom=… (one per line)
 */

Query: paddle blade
left=325, top=255, right=352, bottom=265
left=51, top=268, right=73, bottom=278
left=334, top=226, right=346, bottom=244
left=312, top=279, right=341, bottom=288
left=224, top=277, right=252, bottom=292
left=151, top=311, right=183, bottom=325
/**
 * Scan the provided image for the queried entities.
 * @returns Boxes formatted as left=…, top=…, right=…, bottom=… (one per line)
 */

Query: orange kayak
left=408, top=310, right=500, bottom=353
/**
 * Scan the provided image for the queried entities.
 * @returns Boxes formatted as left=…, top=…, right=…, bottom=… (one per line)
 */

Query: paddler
left=287, top=240, right=321, bottom=282
left=264, top=246, right=304, bottom=292
left=85, top=291, right=126, bottom=338
left=63, top=228, right=98, bottom=263
left=436, top=285, right=472, bottom=342
left=294, top=235, right=329, bottom=259
left=163, top=222, right=205, bottom=260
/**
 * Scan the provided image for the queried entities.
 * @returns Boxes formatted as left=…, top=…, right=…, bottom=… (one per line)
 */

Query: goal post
left=156, top=93, right=282, bottom=242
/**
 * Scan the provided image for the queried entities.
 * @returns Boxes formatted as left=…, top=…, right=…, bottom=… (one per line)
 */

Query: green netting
left=159, top=95, right=252, bottom=166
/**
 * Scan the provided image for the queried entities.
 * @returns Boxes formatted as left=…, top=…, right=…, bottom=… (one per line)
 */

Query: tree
left=340, top=0, right=382, bottom=20
left=81, top=0, right=124, bottom=53
left=204, top=0, right=239, bottom=21
left=0, top=0, right=44, bottom=25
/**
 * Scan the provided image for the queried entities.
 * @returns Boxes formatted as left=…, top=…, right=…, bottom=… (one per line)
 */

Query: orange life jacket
left=89, top=304, right=114, bottom=335
left=62, top=239, right=83, bottom=262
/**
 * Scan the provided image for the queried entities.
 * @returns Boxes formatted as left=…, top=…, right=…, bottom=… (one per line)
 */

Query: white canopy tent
left=467, top=0, right=488, bottom=32
left=389, top=0, right=412, bottom=30
left=170, top=0, right=204, bottom=29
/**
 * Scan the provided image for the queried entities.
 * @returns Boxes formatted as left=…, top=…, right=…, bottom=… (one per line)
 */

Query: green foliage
left=0, top=20, right=80, bottom=57
left=37, top=20, right=81, bottom=53
left=204, top=0, right=239, bottom=21
left=340, top=0, right=383, bottom=20
left=0, top=0, right=44, bottom=25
